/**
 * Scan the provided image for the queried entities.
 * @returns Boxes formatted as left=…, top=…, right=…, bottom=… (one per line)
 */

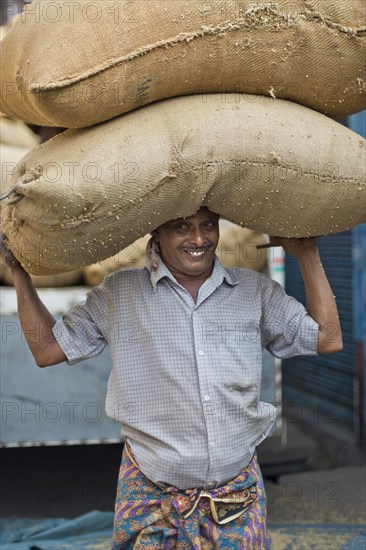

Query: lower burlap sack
left=1, top=94, right=365, bottom=275
left=1, top=0, right=365, bottom=127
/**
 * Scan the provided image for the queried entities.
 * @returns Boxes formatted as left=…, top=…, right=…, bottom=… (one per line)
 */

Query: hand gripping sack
left=1, top=94, right=365, bottom=275
left=0, top=0, right=365, bottom=128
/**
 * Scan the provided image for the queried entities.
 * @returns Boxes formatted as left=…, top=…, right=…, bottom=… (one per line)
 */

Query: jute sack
left=217, top=224, right=267, bottom=272
left=0, top=117, right=40, bottom=197
left=1, top=95, right=365, bottom=275
left=0, top=144, right=30, bottom=197
left=83, top=235, right=150, bottom=286
left=1, top=0, right=365, bottom=127
left=0, top=138, right=80, bottom=287
left=0, top=114, right=40, bottom=149
left=0, top=148, right=82, bottom=286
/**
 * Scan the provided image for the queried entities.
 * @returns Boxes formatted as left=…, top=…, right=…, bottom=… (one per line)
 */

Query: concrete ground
left=265, top=466, right=366, bottom=550
left=258, top=422, right=366, bottom=549
left=1, top=421, right=365, bottom=549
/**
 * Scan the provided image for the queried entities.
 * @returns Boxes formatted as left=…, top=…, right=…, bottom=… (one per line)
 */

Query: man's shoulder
left=224, top=266, right=273, bottom=287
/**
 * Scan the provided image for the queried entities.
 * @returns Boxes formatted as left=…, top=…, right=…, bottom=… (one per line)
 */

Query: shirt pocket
left=206, top=319, right=263, bottom=392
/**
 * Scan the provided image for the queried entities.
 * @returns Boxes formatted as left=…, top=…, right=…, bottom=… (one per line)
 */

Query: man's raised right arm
left=11, top=266, right=67, bottom=367
left=1, top=235, right=67, bottom=367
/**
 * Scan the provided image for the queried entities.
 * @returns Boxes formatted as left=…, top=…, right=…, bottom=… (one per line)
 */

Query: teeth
left=187, top=250, right=205, bottom=256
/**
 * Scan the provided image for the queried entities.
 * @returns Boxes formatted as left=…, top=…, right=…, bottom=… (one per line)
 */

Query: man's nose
left=189, top=227, right=204, bottom=245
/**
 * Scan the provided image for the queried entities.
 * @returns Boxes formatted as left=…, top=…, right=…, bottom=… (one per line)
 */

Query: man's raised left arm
left=270, top=237, right=343, bottom=355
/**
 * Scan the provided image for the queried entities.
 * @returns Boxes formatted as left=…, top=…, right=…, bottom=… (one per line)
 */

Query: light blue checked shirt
left=53, top=257, right=318, bottom=490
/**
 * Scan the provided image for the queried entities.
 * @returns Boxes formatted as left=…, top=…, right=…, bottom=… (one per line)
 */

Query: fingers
left=256, top=237, right=318, bottom=255
left=256, top=242, right=281, bottom=249
left=256, top=237, right=316, bottom=250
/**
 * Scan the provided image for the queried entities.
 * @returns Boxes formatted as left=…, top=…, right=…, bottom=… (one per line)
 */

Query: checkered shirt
left=53, top=257, right=318, bottom=490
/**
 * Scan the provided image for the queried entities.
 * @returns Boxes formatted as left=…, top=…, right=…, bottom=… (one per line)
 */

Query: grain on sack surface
left=1, top=95, right=365, bottom=275
left=0, top=0, right=365, bottom=127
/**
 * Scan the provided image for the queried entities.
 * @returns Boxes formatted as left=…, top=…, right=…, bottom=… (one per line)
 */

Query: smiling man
left=1, top=207, right=342, bottom=548
left=150, top=208, right=220, bottom=302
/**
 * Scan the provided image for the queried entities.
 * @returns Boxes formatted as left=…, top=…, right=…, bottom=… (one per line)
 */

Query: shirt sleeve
left=52, top=282, right=109, bottom=365
left=260, top=278, right=319, bottom=359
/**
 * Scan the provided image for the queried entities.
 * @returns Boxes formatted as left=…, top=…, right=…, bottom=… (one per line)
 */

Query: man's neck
left=176, top=277, right=207, bottom=303
left=165, top=264, right=214, bottom=303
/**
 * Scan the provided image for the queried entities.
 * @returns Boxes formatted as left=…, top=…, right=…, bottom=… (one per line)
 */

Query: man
left=1, top=207, right=342, bottom=548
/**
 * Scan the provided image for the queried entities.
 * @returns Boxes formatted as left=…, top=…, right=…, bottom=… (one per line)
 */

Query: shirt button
left=204, top=395, right=210, bottom=401
left=209, top=442, right=215, bottom=448
left=198, top=350, right=204, bottom=355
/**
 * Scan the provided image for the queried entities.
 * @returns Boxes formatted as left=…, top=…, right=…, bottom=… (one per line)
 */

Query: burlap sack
left=1, top=95, right=365, bottom=275
left=0, top=138, right=81, bottom=288
left=0, top=26, right=8, bottom=41
left=0, top=114, right=40, bottom=149
left=217, top=224, right=267, bottom=271
left=0, top=117, right=39, bottom=198
left=83, top=235, right=150, bottom=286
left=0, top=134, right=80, bottom=288
left=0, top=144, right=30, bottom=197
left=1, top=0, right=365, bottom=127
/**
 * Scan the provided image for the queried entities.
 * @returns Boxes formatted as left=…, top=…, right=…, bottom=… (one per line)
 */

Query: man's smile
left=186, top=250, right=205, bottom=257
left=182, top=246, right=212, bottom=258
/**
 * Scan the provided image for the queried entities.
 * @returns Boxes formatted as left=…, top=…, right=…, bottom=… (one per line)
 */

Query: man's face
left=153, top=208, right=220, bottom=279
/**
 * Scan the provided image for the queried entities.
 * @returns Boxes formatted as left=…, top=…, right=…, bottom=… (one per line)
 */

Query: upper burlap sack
left=1, top=0, right=365, bottom=127
left=1, top=94, right=365, bottom=275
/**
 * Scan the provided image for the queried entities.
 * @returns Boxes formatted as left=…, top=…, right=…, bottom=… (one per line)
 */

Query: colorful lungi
left=112, top=443, right=268, bottom=549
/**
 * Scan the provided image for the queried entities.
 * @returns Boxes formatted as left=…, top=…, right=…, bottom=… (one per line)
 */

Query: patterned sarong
left=112, top=443, right=268, bottom=549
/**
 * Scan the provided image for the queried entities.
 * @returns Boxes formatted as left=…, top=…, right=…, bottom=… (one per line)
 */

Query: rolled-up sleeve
left=52, top=284, right=109, bottom=365
left=261, top=280, right=319, bottom=358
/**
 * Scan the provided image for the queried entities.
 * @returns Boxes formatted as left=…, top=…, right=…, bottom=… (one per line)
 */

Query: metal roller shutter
left=283, top=231, right=356, bottom=434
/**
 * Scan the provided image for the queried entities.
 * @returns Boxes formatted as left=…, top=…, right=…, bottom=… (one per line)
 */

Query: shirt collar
left=148, top=256, right=239, bottom=291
